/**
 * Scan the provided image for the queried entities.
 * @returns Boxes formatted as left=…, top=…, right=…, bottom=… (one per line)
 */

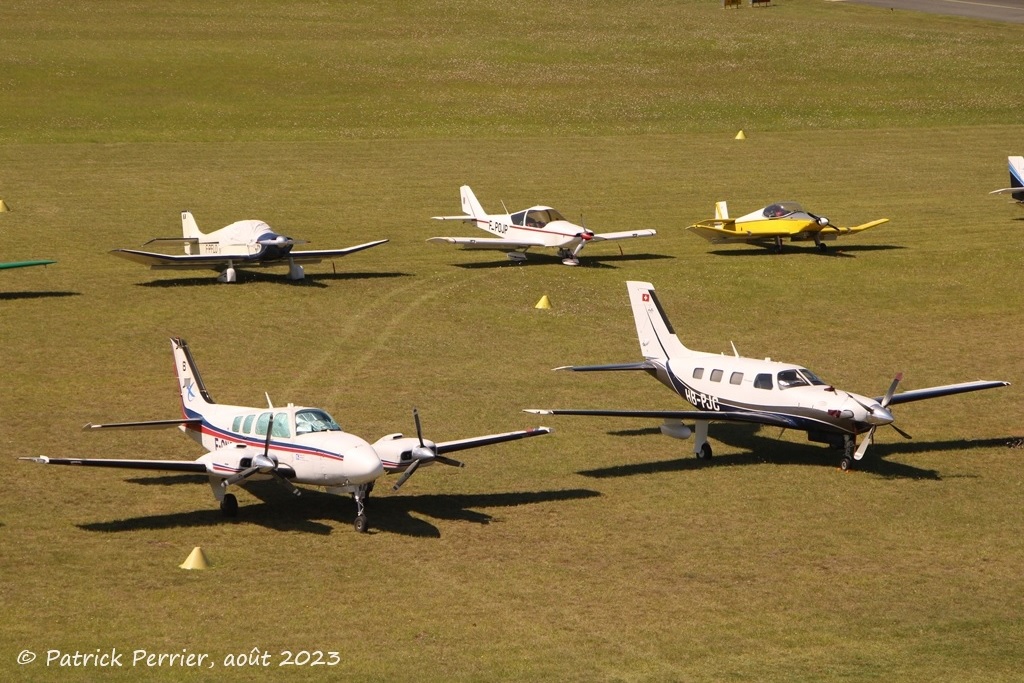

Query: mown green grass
left=2, top=1, right=1023, bottom=681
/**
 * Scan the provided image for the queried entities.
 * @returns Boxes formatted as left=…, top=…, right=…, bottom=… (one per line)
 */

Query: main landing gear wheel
left=839, top=455, right=853, bottom=472
left=220, top=493, right=238, bottom=517
left=697, top=443, right=713, bottom=460
left=354, top=515, right=368, bottom=533
left=816, top=242, right=828, bottom=253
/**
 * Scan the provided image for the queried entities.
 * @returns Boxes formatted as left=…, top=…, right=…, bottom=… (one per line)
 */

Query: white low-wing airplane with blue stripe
left=527, top=281, right=1008, bottom=470
left=111, top=211, right=388, bottom=283
left=20, top=338, right=550, bottom=532
left=428, top=186, right=656, bottom=266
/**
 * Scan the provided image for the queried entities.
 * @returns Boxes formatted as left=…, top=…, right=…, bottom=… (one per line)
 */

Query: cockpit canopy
left=295, top=409, right=342, bottom=434
left=762, top=202, right=806, bottom=219
left=510, top=208, right=566, bottom=228
left=777, top=368, right=828, bottom=390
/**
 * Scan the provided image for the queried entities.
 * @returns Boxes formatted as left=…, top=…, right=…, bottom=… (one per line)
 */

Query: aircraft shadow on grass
left=583, top=423, right=1015, bottom=481
left=77, top=482, right=600, bottom=538
left=0, top=291, right=80, bottom=300
left=454, top=252, right=673, bottom=270
left=136, top=271, right=411, bottom=289
left=707, top=244, right=906, bottom=258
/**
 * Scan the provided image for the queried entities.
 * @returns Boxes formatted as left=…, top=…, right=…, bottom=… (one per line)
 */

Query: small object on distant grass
left=535, top=295, right=552, bottom=309
left=0, top=199, right=10, bottom=212
left=1008, top=437, right=1024, bottom=449
left=179, top=546, right=211, bottom=570
left=735, top=130, right=746, bottom=140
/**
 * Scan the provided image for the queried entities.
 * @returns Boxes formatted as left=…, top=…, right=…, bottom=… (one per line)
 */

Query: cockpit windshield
left=524, top=209, right=565, bottom=228
left=295, top=409, right=342, bottom=434
left=777, top=368, right=828, bottom=390
left=762, top=202, right=805, bottom=219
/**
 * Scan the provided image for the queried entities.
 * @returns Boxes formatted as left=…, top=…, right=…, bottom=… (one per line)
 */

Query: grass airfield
left=2, top=1, right=1024, bottom=681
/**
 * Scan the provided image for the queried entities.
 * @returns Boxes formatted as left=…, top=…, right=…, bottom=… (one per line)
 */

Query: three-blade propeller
left=853, top=373, right=912, bottom=460
left=391, top=409, right=464, bottom=491
left=221, top=415, right=301, bottom=495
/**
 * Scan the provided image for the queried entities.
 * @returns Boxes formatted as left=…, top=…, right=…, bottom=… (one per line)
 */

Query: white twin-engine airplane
left=428, top=186, right=657, bottom=265
left=111, top=211, right=388, bottom=283
left=20, top=338, right=550, bottom=533
left=527, top=281, right=1009, bottom=471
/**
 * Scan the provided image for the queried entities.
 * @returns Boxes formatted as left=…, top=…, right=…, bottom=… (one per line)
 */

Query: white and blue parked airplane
left=990, top=155, right=1024, bottom=205
left=21, top=338, right=550, bottom=532
left=527, top=281, right=1009, bottom=470
left=112, top=211, right=388, bottom=282
left=429, top=186, right=656, bottom=265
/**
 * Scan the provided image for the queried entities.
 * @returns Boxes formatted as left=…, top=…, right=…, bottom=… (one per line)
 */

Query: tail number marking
left=684, top=386, right=720, bottom=411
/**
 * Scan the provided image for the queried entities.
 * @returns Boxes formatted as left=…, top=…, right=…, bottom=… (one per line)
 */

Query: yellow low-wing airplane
left=687, top=201, right=888, bottom=253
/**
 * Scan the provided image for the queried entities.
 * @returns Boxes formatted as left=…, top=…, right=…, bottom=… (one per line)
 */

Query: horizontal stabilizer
left=880, top=380, right=1009, bottom=406
left=431, top=215, right=476, bottom=222
left=554, top=361, right=657, bottom=372
left=83, top=418, right=204, bottom=430
left=427, top=236, right=545, bottom=250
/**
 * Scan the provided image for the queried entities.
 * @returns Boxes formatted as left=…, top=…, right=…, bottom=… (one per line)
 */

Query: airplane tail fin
left=460, top=186, right=487, bottom=219
left=181, top=211, right=204, bottom=239
left=715, top=201, right=729, bottom=221
left=626, top=281, right=690, bottom=361
left=170, top=337, right=215, bottom=414
left=1009, top=156, right=1024, bottom=202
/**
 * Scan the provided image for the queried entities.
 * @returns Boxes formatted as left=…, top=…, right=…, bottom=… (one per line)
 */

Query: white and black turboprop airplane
left=20, top=338, right=551, bottom=532
left=111, top=211, right=388, bottom=283
left=428, top=186, right=656, bottom=266
left=526, top=281, right=1009, bottom=471
left=990, top=155, right=1024, bottom=206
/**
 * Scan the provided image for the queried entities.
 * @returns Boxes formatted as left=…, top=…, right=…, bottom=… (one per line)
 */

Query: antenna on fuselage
left=730, top=341, right=740, bottom=357
left=265, top=392, right=274, bottom=409
left=500, top=199, right=509, bottom=214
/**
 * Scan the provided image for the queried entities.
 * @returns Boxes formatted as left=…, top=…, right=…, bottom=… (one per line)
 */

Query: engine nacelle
left=659, top=421, right=692, bottom=440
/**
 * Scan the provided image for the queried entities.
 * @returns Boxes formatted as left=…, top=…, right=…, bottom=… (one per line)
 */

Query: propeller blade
left=413, top=408, right=425, bottom=447
left=272, top=473, right=302, bottom=496
left=434, top=454, right=465, bottom=468
left=391, top=459, right=421, bottom=491
left=881, top=373, right=903, bottom=408
left=854, top=427, right=876, bottom=460
left=891, top=424, right=913, bottom=440
left=222, top=466, right=259, bottom=488
left=263, top=415, right=275, bottom=458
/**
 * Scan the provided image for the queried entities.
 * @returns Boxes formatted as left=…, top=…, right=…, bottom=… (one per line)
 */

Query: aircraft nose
left=864, top=404, right=894, bottom=426
left=344, top=443, right=384, bottom=484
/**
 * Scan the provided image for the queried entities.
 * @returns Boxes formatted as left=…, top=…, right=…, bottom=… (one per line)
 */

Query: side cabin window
left=242, top=414, right=255, bottom=433
left=777, top=370, right=809, bottom=390
left=710, top=369, right=724, bottom=382
left=232, top=416, right=242, bottom=432
left=511, top=211, right=527, bottom=226
left=754, top=373, right=773, bottom=390
left=252, top=412, right=291, bottom=437
left=693, top=368, right=704, bottom=380
left=295, top=409, right=343, bottom=435
left=730, top=372, right=743, bottom=385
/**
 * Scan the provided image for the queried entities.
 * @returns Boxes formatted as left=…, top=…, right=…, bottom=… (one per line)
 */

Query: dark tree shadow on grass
left=77, top=482, right=600, bottom=538
left=0, top=291, right=80, bottom=300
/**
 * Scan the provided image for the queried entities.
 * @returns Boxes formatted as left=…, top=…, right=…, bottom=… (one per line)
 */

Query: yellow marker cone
left=0, top=199, right=10, bottom=212
left=535, top=295, right=552, bottom=309
left=179, top=546, right=211, bottom=570
left=734, top=130, right=746, bottom=140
